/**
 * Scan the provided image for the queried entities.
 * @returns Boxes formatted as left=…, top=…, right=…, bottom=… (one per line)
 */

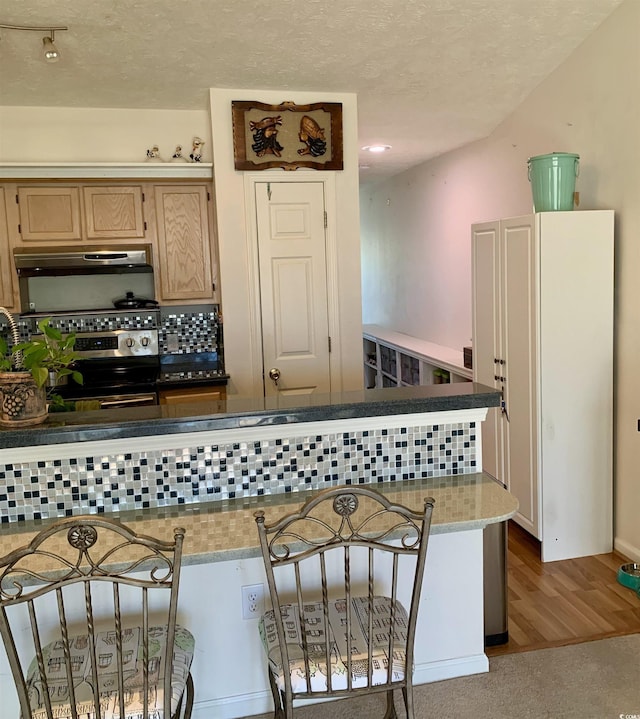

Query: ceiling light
left=0, top=23, right=68, bottom=62
left=42, top=33, right=60, bottom=62
left=362, top=145, right=392, bottom=153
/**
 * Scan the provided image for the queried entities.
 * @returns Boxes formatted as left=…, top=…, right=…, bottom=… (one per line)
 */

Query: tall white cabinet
left=472, top=211, right=614, bottom=562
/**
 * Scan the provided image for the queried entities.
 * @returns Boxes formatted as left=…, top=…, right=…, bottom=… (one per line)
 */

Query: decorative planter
left=0, top=371, right=47, bottom=427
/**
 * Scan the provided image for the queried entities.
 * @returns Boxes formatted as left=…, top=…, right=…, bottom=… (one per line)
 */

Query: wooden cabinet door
left=83, top=186, right=145, bottom=239
left=17, top=186, right=82, bottom=241
left=0, top=188, right=16, bottom=308
left=154, top=185, right=214, bottom=301
left=159, top=385, right=226, bottom=405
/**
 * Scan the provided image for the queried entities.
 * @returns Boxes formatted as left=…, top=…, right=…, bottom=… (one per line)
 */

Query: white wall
left=0, top=107, right=211, bottom=163
left=360, top=0, right=640, bottom=560
left=209, top=88, right=363, bottom=399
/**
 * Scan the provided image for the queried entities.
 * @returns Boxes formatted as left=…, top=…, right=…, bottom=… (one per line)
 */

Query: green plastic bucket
left=527, top=152, right=579, bottom=212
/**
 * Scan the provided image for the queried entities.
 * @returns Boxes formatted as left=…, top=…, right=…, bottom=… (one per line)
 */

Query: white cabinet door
left=471, top=221, right=503, bottom=483
left=501, top=217, right=539, bottom=537
left=474, top=215, right=541, bottom=538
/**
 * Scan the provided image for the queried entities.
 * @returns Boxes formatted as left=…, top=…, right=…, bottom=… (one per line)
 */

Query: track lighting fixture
left=42, top=32, right=61, bottom=62
left=0, top=23, right=68, bottom=62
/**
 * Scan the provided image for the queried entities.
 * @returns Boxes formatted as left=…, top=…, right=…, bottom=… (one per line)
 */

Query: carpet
left=247, top=633, right=640, bottom=719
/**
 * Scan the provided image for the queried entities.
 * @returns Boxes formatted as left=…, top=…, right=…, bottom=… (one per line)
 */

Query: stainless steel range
left=59, top=328, right=160, bottom=408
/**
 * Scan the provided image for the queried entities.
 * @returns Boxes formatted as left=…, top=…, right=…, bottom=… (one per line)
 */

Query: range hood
left=14, top=246, right=153, bottom=276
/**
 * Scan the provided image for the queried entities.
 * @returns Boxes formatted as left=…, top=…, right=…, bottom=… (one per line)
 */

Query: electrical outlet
left=241, top=583, right=265, bottom=620
left=166, top=333, right=179, bottom=352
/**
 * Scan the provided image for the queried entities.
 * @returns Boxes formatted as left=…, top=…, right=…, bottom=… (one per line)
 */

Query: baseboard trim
left=615, top=537, right=640, bottom=563
left=190, top=653, right=489, bottom=719
left=413, top=652, right=489, bottom=685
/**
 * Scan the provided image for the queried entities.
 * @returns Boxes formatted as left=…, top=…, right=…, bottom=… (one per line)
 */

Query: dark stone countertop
left=0, top=382, right=499, bottom=449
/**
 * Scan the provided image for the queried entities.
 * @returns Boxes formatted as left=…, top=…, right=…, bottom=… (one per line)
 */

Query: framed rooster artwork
left=231, top=101, right=343, bottom=171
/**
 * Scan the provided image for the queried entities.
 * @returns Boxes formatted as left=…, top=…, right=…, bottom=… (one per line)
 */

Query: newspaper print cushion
left=25, top=625, right=194, bottom=719
left=259, top=596, right=408, bottom=694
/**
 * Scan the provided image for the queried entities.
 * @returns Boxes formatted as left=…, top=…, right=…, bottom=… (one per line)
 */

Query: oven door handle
left=99, top=394, right=157, bottom=407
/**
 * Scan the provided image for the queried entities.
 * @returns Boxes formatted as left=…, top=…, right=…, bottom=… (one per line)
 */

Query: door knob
left=268, top=368, right=281, bottom=384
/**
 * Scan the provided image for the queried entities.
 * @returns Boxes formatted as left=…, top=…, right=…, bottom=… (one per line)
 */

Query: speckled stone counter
left=0, top=472, right=517, bottom=563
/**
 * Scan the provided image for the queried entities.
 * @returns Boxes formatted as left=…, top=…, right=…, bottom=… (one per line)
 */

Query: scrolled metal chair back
left=0, top=515, right=187, bottom=719
left=255, top=485, right=435, bottom=717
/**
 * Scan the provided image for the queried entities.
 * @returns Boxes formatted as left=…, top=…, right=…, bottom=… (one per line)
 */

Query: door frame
left=243, top=171, right=341, bottom=397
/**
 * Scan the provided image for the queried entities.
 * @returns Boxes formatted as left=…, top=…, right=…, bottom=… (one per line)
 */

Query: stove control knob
left=141, top=336, right=149, bottom=347
left=126, top=337, right=135, bottom=348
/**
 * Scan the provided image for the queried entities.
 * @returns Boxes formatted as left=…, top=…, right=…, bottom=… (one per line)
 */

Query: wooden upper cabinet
left=154, top=185, right=214, bottom=302
left=0, top=187, right=16, bottom=308
left=17, top=186, right=82, bottom=241
left=83, top=186, right=145, bottom=239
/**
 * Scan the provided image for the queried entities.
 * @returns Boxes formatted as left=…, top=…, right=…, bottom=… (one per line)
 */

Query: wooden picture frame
left=232, top=101, right=343, bottom=171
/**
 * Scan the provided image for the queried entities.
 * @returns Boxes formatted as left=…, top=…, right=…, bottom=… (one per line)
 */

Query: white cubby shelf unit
left=363, top=325, right=472, bottom=390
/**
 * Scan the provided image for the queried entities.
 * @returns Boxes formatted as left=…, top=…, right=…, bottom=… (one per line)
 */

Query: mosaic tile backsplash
left=0, top=422, right=476, bottom=523
left=159, top=307, right=220, bottom=354
left=1, top=305, right=221, bottom=356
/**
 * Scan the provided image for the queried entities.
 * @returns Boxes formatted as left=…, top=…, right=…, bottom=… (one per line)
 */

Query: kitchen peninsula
left=0, top=383, right=517, bottom=719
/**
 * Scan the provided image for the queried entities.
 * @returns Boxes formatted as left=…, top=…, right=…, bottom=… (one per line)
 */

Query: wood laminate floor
left=486, top=521, right=640, bottom=657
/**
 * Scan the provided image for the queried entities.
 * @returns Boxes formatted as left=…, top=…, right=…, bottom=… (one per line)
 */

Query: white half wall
left=0, top=530, right=486, bottom=719
left=360, top=0, right=640, bottom=560
left=181, top=529, right=486, bottom=719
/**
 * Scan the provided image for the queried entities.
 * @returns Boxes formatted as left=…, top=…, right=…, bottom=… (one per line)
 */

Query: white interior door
left=255, top=181, right=331, bottom=398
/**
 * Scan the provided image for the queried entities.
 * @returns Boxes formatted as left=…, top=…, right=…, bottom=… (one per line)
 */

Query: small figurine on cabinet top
left=171, top=145, right=188, bottom=162
left=146, top=145, right=162, bottom=162
left=189, top=137, right=205, bottom=162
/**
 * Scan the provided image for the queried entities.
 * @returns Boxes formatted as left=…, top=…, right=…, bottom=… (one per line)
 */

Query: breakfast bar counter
left=0, top=382, right=513, bottom=719
left=0, top=471, right=517, bottom=562
left=0, top=382, right=500, bottom=523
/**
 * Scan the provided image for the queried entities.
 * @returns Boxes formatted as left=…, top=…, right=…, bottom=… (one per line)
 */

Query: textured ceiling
left=0, top=0, right=624, bottom=182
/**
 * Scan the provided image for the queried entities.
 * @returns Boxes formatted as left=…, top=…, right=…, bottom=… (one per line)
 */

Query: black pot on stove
left=113, top=291, right=159, bottom=310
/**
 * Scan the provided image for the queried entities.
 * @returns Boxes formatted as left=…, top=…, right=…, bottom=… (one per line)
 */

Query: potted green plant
left=0, top=313, right=82, bottom=427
